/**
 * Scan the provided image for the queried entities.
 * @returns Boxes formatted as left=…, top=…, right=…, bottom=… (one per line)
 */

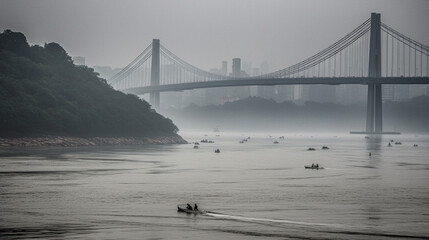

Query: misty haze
left=1, top=0, right=429, bottom=239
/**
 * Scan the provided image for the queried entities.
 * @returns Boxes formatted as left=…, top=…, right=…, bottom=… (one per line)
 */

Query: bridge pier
left=353, top=13, right=399, bottom=135
left=367, top=13, right=382, bottom=133
left=150, top=39, right=160, bottom=109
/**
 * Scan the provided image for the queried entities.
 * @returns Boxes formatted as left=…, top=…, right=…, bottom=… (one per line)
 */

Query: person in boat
left=186, top=203, right=193, bottom=210
left=315, top=164, right=319, bottom=168
left=194, top=203, right=198, bottom=211
left=311, top=163, right=314, bottom=167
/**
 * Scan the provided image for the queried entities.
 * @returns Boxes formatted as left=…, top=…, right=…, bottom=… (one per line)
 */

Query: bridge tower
left=366, top=13, right=382, bottom=133
left=150, top=39, right=160, bottom=108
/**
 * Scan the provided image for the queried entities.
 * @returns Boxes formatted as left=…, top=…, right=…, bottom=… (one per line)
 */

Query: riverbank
left=0, top=135, right=187, bottom=147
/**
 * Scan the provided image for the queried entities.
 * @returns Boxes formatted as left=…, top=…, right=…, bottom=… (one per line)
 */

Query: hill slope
left=0, top=30, right=178, bottom=138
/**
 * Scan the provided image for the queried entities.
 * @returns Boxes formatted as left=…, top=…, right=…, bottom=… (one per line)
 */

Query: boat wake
left=204, top=211, right=339, bottom=227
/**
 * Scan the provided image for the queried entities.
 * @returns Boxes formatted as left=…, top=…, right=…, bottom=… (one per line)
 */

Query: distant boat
left=307, top=147, right=316, bottom=151
left=322, top=146, right=329, bottom=149
left=273, top=141, right=279, bottom=144
left=214, top=149, right=220, bottom=153
left=305, top=165, right=324, bottom=170
left=193, top=145, right=199, bottom=149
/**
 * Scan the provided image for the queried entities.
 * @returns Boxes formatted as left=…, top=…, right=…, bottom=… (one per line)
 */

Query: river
left=1, top=132, right=428, bottom=239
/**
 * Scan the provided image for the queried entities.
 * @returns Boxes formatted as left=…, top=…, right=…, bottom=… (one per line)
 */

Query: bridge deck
left=123, top=77, right=429, bottom=94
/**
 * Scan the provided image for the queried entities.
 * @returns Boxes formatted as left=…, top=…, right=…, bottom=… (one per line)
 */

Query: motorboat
left=307, top=147, right=316, bottom=151
left=214, top=149, right=220, bottom=153
left=273, top=141, right=279, bottom=144
left=305, top=165, right=324, bottom=170
left=177, top=204, right=205, bottom=215
left=322, top=146, right=329, bottom=149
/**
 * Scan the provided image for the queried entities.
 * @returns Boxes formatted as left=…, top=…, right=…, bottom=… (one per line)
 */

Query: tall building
left=242, top=61, right=252, bottom=76
left=221, top=61, right=227, bottom=76
left=228, top=58, right=250, bottom=99
left=257, top=61, right=276, bottom=99
left=232, top=58, right=241, bottom=77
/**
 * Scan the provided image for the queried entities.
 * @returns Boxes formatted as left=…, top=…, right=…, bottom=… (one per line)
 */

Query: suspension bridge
left=108, top=13, right=429, bottom=134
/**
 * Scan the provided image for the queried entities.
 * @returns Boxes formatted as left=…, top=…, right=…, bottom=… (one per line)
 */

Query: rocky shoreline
left=0, top=135, right=187, bottom=147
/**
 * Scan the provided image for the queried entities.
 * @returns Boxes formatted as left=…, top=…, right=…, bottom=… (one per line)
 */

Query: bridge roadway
left=123, top=77, right=429, bottom=94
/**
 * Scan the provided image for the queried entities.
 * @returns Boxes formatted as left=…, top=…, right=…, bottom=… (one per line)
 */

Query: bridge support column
left=366, top=13, right=382, bottom=133
left=150, top=39, right=160, bottom=109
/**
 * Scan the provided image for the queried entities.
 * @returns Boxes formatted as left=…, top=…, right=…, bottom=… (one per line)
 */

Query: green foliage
left=0, top=30, right=178, bottom=137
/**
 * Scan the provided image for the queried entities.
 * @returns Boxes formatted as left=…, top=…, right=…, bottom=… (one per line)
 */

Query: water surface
left=1, top=132, right=428, bottom=239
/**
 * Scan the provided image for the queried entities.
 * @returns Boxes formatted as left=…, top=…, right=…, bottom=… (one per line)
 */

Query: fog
left=1, top=0, right=428, bottom=71
left=161, top=96, right=429, bottom=134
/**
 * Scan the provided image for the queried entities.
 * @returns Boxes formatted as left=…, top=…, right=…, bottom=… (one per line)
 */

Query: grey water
left=1, top=132, right=428, bottom=239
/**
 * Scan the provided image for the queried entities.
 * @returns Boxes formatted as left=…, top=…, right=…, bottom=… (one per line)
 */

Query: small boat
left=305, top=165, right=324, bottom=170
left=395, top=142, right=402, bottom=145
left=177, top=204, right=205, bottom=215
left=273, top=141, right=279, bottom=144
left=307, top=147, right=316, bottom=151
left=322, top=146, right=329, bottom=149
left=193, top=145, right=199, bottom=149
left=214, top=149, right=220, bottom=153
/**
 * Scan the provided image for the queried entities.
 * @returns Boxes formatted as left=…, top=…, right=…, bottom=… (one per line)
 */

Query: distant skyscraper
left=232, top=58, right=241, bottom=77
left=257, top=61, right=276, bottom=99
left=221, top=61, right=227, bottom=76
left=242, top=61, right=252, bottom=76
left=73, top=56, right=85, bottom=66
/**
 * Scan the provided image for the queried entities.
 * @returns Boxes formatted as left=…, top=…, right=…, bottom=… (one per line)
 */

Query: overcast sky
left=1, top=0, right=428, bottom=72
